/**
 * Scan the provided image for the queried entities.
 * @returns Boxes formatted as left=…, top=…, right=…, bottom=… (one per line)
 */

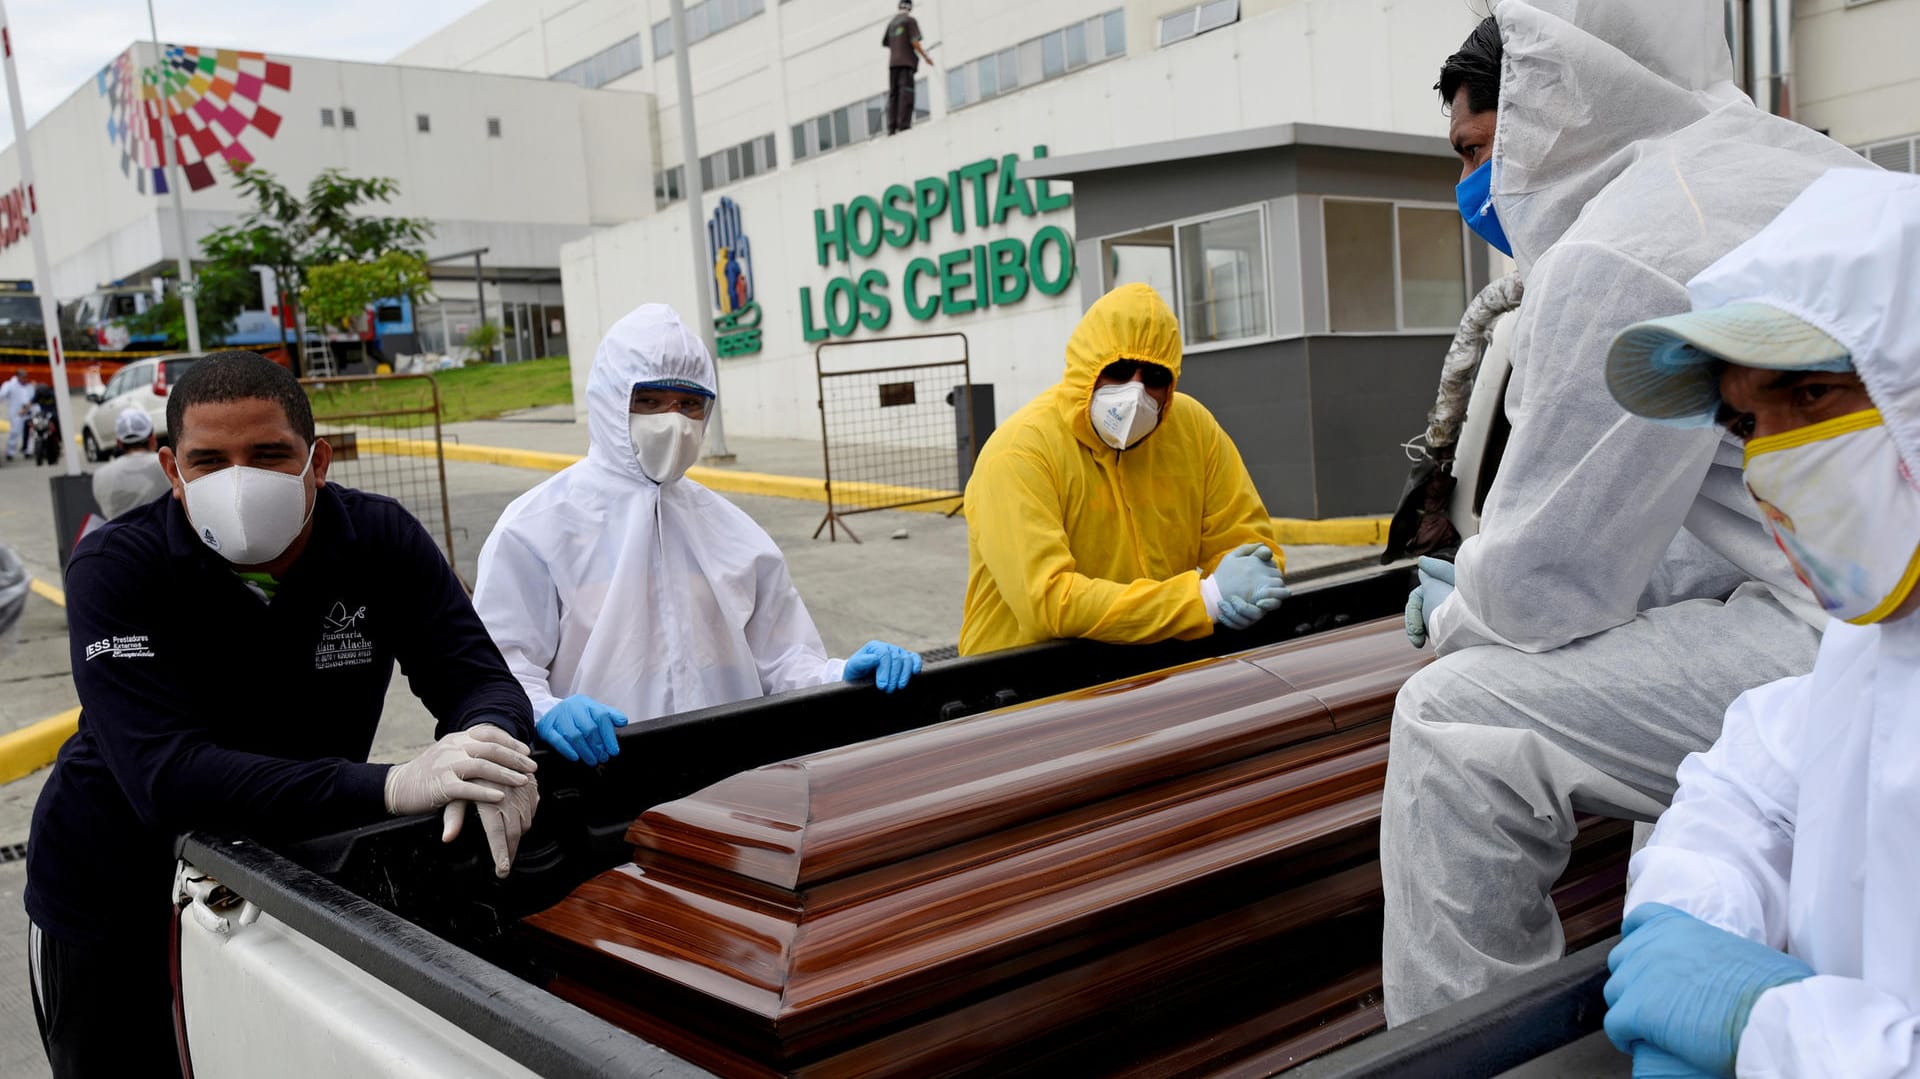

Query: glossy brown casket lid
left=522, top=619, right=1627, bottom=1076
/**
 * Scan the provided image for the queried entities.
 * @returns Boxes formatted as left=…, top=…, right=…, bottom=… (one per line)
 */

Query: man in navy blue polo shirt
left=24, top=351, right=540, bottom=1078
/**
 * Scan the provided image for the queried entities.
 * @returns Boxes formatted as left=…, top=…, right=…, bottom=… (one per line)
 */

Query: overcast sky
left=0, top=0, right=490, bottom=146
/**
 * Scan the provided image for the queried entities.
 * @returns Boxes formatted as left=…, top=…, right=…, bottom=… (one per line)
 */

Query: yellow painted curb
left=1269, top=516, right=1391, bottom=547
left=29, top=577, right=64, bottom=607
left=0, top=707, right=78, bottom=785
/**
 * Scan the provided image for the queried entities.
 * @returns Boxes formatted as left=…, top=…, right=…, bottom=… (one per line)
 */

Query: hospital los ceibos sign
left=801, top=145, right=1074, bottom=342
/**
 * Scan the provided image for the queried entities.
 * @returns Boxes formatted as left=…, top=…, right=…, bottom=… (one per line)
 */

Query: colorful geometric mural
left=97, top=44, right=291, bottom=195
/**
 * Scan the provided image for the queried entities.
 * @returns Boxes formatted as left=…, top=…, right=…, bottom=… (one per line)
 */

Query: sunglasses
left=1099, top=359, right=1174, bottom=390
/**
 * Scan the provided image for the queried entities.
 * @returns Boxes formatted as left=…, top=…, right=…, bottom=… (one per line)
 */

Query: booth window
left=1324, top=199, right=1467, bottom=333
left=1178, top=209, right=1268, bottom=345
left=1102, top=205, right=1270, bottom=348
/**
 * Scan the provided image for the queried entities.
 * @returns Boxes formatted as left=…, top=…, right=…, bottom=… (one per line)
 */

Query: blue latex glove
left=1212, top=544, right=1288, bottom=628
left=536, top=694, right=628, bottom=766
left=1633, top=1045, right=1716, bottom=1078
left=843, top=640, right=923, bottom=693
left=1216, top=594, right=1269, bottom=632
left=1404, top=556, right=1457, bottom=648
left=1604, top=903, right=1813, bottom=1076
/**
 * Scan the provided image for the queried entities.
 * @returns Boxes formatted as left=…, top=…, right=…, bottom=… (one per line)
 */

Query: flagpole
left=0, top=0, right=80, bottom=477
left=147, top=0, right=201, bottom=353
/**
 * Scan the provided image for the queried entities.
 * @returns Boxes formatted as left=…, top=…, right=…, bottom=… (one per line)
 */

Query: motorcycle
left=25, top=385, right=59, bottom=466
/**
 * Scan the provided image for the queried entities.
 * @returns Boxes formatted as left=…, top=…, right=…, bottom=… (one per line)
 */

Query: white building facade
left=0, top=41, right=654, bottom=356
left=398, top=0, right=1498, bottom=442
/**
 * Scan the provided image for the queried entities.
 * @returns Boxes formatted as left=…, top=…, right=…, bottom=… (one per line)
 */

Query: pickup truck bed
left=171, top=566, right=1622, bottom=1078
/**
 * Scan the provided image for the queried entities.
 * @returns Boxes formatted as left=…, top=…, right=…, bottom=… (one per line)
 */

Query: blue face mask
left=1456, top=159, right=1512, bottom=257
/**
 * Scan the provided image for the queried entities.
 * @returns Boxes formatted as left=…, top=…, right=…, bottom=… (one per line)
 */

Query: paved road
left=0, top=402, right=1380, bottom=1073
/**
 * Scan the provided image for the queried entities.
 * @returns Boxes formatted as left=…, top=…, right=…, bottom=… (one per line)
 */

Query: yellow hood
left=1055, top=283, right=1184, bottom=450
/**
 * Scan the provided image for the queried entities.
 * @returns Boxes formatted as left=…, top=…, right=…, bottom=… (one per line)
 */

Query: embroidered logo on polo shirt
left=84, top=634, right=154, bottom=661
left=315, top=601, right=373, bottom=670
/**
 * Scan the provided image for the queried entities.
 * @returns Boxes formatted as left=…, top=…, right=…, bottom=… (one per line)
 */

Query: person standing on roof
left=90, top=409, right=171, bottom=519
left=473, top=304, right=922, bottom=767
left=1600, top=167, right=1920, bottom=1079
left=960, top=283, right=1286, bottom=656
left=883, top=0, right=933, bottom=136
left=1380, top=0, right=1875, bottom=1025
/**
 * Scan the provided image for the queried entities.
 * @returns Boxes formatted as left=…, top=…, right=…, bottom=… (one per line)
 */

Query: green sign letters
left=799, top=146, right=1075, bottom=342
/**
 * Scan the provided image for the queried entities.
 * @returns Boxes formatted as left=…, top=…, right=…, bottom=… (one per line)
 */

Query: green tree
left=123, top=260, right=255, bottom=350
left=201, top=164, right=433, bottom=373
left=301, top=251, right=434, bottom=368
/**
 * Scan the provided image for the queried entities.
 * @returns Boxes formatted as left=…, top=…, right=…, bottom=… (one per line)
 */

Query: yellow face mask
left=1744, top=409, right=1920, bottom=625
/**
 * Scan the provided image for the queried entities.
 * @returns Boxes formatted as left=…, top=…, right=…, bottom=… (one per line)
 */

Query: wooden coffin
left=523, top=619, right=1631, bottom=1077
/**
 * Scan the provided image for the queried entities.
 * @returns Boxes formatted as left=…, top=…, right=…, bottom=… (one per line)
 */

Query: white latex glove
left=442, top=776, right=540, bottom=879
left=383, top=725, right=537, bottom=816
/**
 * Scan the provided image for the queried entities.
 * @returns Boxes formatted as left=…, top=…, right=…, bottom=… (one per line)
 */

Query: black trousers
left=888, top=66, right=917, bottom=133
left=29, top=920, right=184, bottom=1078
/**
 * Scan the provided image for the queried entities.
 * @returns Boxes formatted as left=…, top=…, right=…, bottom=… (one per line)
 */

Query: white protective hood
left=1682, top=168, right=1920, bottom=470
left=1429, top=0, right=1872, bottom=654
left=474, top=305, right=842, bottom=723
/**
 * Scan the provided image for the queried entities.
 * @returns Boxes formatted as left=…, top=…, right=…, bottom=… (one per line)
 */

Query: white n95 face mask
left=183, top=444, right=316, bottom=565
left=1744, top=408, right=1920, bottom=625
left=630, top=412, right=706, bottom=485
left=1090, top=381, right=1161, bottom=451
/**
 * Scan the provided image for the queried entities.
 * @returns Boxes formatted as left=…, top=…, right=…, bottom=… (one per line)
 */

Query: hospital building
left=0, top=0, right=1912, bottom=517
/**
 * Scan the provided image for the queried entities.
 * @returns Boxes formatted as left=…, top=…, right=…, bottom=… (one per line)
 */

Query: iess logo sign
left=707, top=198, right=762, bottom=358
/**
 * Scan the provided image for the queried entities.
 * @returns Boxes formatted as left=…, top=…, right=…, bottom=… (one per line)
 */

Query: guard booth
left=1026, top=124, right=1497, bottom=521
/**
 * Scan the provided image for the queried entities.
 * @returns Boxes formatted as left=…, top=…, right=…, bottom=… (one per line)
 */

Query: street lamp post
left=146, top=0, right=201, bottom=354
left=667, top=0, right=733, bottom=462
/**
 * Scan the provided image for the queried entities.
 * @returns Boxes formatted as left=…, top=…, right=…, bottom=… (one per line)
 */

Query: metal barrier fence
left=813, top=332, right=971, bottom=543
left=300, top=373, right=456, bottom=565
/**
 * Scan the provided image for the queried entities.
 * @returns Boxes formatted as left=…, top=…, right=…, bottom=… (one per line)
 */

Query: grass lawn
left=304, top=357, right=574, bottom=428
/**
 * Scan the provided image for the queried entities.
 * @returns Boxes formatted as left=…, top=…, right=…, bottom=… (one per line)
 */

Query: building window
left=341, top=107, right=357, bottom=130
left=790, top=78, right=931, bottom=164
left=416, top=114, right=431, bottom=134
left=654, top=133, right=776, bottom=205
left=487, top=117, right=502, bottom=138
left=1158, top=0, right=1240, bottom=47
left=1855, top=134, right=1917, bottom=173
left=652, top=0, right=767, bottom=59
left=1101, top=206, right=1271, bottom=348
left=949, top=9, right=1123, bottom=111
left=1324, top=199, right=1468, bottom=333
left=552, top=34, right=643, bottom=88
left=320, top=107, right=335, bottom=127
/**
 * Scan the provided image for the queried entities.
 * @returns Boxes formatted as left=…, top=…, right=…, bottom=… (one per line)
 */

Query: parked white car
left=80, top=353, right=203, bottom=461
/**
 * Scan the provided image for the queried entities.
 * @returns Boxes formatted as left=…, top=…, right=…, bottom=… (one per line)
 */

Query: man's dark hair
left=167, top=350, right=315, bottom=447
left=1436, top=17, right=1502, bottom=114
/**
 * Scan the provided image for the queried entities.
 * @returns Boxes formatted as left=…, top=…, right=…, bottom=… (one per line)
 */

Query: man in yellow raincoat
left=960, top=284, right=1285, bottom=655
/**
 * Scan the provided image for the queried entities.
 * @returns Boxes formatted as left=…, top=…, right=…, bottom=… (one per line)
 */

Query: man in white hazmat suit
left=474, top=305, right=922, bottom=766
left=1381, top=0, right=1873, bottom=1023
left=1599, top=167, right=1920, bottom=1079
